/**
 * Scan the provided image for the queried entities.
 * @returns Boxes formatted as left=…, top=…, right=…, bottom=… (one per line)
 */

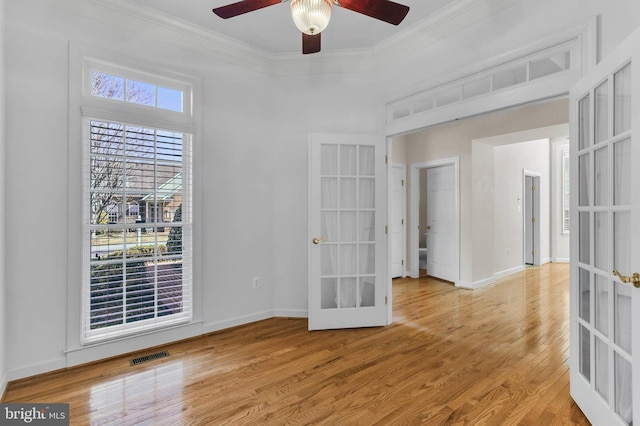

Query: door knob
left=312, top=237, right=325, bottom=245
left=613, top=270, right=640, bottom=288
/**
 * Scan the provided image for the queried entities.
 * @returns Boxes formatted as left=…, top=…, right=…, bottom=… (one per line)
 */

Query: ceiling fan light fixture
left=290, top=0, right=332, bottom=35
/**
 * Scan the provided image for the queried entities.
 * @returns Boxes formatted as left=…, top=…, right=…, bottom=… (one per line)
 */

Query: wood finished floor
left=3, top=263, right=590, bottom=425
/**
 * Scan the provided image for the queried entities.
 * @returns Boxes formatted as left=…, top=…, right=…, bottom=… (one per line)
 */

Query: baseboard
left=407, top=269, right=419, bottom=279
left=542, top=257, right=552, bottom=265
left=554, top=257, right=570, bottom=263
left=457, top=277, right=496, bottom=289
left=201, top=310, right=274, bottom=334
left=0, top=371, right=8, bottom=401
left=65, top=322, right=203, bottom=369
left=7, top=357, right=67, bottom=383
left=273, top=309, right=307, bottom=318
left=494, top=265, right=525, bottom=280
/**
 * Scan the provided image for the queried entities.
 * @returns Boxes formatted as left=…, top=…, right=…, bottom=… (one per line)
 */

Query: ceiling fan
left=212, top=0, right=410, bottom=54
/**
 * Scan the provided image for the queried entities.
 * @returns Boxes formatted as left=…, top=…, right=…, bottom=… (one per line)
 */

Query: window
left=562, top=149, right=570, bottom=234
left=91, top=71, right=184, bottom=113
left=82, top=63, right=193, bottom=344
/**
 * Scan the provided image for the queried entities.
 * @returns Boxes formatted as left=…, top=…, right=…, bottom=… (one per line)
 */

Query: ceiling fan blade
left=213, top=0, right=283, bottom=19
left=336, top=0, right=409, bottom=25
left=302, top=33, right=321, bottom=54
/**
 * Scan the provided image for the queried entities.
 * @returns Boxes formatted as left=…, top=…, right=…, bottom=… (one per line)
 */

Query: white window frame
left=79, top=57, right=197, bottom=345
left=83, top=58, right=193, bottom=120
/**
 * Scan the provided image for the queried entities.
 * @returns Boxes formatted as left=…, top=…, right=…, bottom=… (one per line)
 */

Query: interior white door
left=525, top=175, right=535, bottom=264
left=426, top=165, right=456, bottom=282
left=570, top=28, right=640, bottom=425
left=390, top=164, right=406, bottom=278
left=524, top=174, right=541, bottom=265
left=309, top=133, right=388, bottom=330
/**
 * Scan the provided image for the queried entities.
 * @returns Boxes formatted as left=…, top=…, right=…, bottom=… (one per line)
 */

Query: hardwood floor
left=3, top=263, right=590, bottom=425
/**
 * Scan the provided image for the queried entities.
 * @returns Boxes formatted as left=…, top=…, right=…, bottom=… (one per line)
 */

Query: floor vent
left=130, top=351, right=170, bottom=366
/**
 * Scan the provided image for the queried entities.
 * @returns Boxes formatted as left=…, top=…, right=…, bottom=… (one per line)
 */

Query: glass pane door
left=571, top=46, right=638, bottom=424
left=309, top=134, right=388, bottom=330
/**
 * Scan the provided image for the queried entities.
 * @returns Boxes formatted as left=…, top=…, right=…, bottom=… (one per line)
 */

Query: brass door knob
left=312, top=237, right=325, bottom=245
left=613, top=270, right=640, bottom=288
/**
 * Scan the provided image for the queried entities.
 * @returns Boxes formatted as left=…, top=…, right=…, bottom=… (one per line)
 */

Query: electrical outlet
left=252, top=277, right=261, bottom=289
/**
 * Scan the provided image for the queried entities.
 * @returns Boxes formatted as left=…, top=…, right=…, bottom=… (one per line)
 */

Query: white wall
left=493, top=139, right=551, bottom=274
left=2, top=0, right=639, bottom=382
left=551, top=139, right=571, bottom=262
left=404, top=100, right=568, bottom=284
left=471, top=140, right=495, bottom=285
left=4, top=0, right=280, bottom=377
left=271, top=71, right=382, bottom=314
left=0, top=0, right=8, bottom=397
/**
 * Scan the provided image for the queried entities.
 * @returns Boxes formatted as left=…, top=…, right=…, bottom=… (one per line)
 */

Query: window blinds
left=83, top=119, right=192, bottom=343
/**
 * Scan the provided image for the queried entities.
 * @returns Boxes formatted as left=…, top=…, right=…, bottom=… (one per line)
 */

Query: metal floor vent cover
left=130, top=351, right=170, bottom=366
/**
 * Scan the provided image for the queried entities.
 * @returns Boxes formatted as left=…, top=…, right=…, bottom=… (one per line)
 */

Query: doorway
left=390, top=163, right=406, bottom=278
left=524, top=171, right=541, bottom=266
left=409, top=157, right=460, bottom=284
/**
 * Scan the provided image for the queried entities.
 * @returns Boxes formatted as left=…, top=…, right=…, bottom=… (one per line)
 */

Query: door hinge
left=401, top=219, right=404, bottom=225
left=532, top=185, right=536, bottom=191
left=401, top=259, right=404, bottom=266
left=385, top=225, right=388, bottom=234
left=401, top=179, right=405, bottom=186
left=532, top=217, right=536, bottom=223
left=385, top=155, right=388, bottom=164
left=385, top=296, right=388, bottom=305
left=532, top=250, right=536, bottom=256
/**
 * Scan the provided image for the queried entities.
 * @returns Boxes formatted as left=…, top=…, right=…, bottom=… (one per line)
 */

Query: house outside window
left=82, top=60, right=193, bottom=344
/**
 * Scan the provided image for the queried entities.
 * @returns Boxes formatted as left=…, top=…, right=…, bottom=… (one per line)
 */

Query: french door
left=308, top=133, right=388, bottom=330
left=570, top=28, right=640, bottom=425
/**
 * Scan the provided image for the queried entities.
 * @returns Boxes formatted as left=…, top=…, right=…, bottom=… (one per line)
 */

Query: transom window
left=91, top=71, right=184, bottom=113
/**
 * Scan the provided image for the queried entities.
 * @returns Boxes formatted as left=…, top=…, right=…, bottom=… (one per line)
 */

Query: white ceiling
left=126, top=0, right=454, bottom=54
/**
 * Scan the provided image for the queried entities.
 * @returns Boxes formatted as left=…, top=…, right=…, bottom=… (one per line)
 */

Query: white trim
left=272, top=309, right=308, bottom=318
left=390, top=162, right=407, bottom=278
left=554, top=257, right=570, bottom=263
left=494, top=265, right=525, bottom=280
left=32, top=0, right=516, bottom=77
left=201, top=310, right=275, bottom=335
left=457, top=277, right=495, bottom=290
left=66, top=322, right=202, bottom=368
left=408, top=157, right=460, bottom=283
left=7, top=358, right=67, bottom=383
left=0, top=372, right=7, bottom=398
left=67, top=41, right=204, bottom=353
left=384, top=18, right=596, bottom=137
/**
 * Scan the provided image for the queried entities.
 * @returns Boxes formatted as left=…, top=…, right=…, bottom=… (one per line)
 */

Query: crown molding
left=22, top=0, right=519, bottom=76
left=374, top=0, right=518, bottom=65
left=91, top=0, right=275, bottom=73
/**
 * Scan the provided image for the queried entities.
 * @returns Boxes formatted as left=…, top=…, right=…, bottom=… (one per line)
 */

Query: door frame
left=523, top=170, right=542, bottom=266
left=408, top=157, right=460, bottom=284
left=390, top=162, right=407, bottom=278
